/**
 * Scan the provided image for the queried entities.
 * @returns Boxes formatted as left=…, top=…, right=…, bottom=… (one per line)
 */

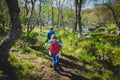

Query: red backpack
left=49, top=41, right=61, bottom=56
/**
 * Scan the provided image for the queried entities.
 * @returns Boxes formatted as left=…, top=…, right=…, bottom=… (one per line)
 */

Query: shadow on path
left=55, top=54, right=91, bottom=80
left=62, top=54, right=79, bottom=61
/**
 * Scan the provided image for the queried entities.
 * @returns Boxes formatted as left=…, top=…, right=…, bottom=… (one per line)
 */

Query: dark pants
left=51, top=55, right=60, bottom=65
left=44, top=39, right=49, bottom=43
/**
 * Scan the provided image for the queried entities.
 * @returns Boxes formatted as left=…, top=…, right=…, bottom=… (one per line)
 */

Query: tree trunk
left=78, top=0, right=82, bottom=38
left=0, top=0, right=22, bottom=79
left=22, top=0, right=36, bottom=47
left=39, top=0, right=42, bottom=31
left=57, top=8, right=60, bottom=27
left=52, top=6, right=54, bottom=26
left=55, top=0, right=60, bottom=28
left=24, top=0, right=29, bottom=16
left=0, top=0, right=22, bottom=63
left=73, top=0, right=78, bottom=32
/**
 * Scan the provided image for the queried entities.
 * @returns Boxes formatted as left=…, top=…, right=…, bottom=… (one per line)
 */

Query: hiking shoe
left=56, top=62, right=59, bottom=67
left=53, top=64, right=57, bottom=70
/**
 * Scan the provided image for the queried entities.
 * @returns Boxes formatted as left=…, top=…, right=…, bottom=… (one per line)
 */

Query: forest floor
left=1, top=30, right=119, bottom=80
left=0, top=29, right=91, bottom=80
left=48, top=53, right=90, bottom=80
left=36, top=53, right=90, bottom=80
left=0, top=48, right=90, bottom=80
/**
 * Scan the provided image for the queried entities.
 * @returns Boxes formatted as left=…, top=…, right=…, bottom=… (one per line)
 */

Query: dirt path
left=48, top=53, right=90, bottom=80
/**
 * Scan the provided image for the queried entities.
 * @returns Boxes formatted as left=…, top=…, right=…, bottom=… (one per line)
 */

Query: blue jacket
left=46, top=30, right=56, bottom=40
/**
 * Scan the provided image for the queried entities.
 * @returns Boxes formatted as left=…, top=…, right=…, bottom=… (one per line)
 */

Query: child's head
left=51, top=34, right=57, bottom=39
left=50, top=27, right=53, bottom=30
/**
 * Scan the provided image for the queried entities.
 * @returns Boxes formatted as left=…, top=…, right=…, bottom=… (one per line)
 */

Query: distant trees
left=93, top=0, right=120, bottom=34
left=79, top=0, right=120, bottom=33
left=103, top=0, right=120, bottom=33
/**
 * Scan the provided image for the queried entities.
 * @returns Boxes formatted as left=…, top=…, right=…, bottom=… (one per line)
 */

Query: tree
left=21, top=0, right=37, bottom=46
left=73, top=0, right=85, bottom=38
left=78, top=0, right=83, bottom=37
left=95, top=0, right=120, bottom=34
left=0, top=0, right=22, bottom=68
left=73, top=0, right=78, bottom=32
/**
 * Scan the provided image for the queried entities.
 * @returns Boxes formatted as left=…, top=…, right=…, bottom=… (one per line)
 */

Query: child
left=49, top=34, right=63, bottom=70
left=45, top=27, right=56, bottom=43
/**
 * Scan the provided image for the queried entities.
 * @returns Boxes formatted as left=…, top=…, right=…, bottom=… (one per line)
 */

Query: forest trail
left=0, top=43, right=90, bottom=80
left=53, top=53, right=90, bottom=80
left=38, top=52, right=90, bottom=80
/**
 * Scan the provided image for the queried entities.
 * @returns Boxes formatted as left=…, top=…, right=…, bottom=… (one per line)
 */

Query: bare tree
left=50, top=0, right=54, bottom=26
left=78, top=0, right=82, bottom=37
left=38, top=0, right=43, bottom=31
left=95, top=0, right=120, bottom=34
left=24, top=0, right=29, bottom=16
left=55, top=0, right=65, bottom=28
left=73, top=0, right=83, bottom=37
left=73, top=0, right=78, bottom=32
left=21, top=0, right=37, bottom=46
left=104, top=4, right=120, bottom=27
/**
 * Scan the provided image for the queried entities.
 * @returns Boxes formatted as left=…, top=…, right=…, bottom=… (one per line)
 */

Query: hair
left=51, top=34, right=57, bottom=39
left=50, top=27, right=53, bottom=30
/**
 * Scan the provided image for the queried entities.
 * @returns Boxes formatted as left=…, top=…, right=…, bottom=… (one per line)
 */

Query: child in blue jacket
left=45, top=27, right=56, bottom=43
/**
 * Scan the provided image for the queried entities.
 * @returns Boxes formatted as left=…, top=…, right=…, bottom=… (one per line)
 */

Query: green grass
left=1, top=26, right=120, bottom=80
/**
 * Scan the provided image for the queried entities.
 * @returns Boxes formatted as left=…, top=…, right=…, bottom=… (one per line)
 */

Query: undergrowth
left=1, top=27, right=120, bottom=80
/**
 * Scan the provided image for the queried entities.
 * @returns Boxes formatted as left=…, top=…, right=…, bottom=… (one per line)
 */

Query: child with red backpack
left=49, top=34, right=63, bottom=70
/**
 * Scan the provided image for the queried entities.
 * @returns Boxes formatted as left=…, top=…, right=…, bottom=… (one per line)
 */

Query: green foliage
left=102, top=34, right=120, bottom=46
left=108, top=24, right=117, bottom=32
left=91, top=33, right=120, bottom=46
left=20, top=16, right=29, bottom=25
left=95, top=42, right=112, bottom=61
left=111, top=47, right=120, bottom=66
left=76, top=49, right=95, bottom=63
left=82, top=16, right=88, bottom=26
left=95, top=27, right=107, bottom=32
left=8, top=54, right=33, bottom=79
left=28, top=32, right=38, bottom=45
left=4, top=27, right=120, bottom=80
left=82, top=41, right=97, bottom=56
left=21, top=31, right=26, bottom=39
left=19, top=44, right=31, bottom=54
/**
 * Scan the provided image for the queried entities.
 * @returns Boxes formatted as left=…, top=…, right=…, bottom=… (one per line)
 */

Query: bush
left=28, top=32, right=38, bottom=45
left=95, top=27, right=107, bottom=32
left=20, top=16, right=29, bottom=25
left=102, top=34, right=120, bottom=46
left=21, top=32, right=26, bottom=39
left=8, top=54, right=33, bottom=78
left=76, top=49, right=95, bottom=63
left=82, top=41, right=97, bottom=56
left=111, top=47, right=120, bottom=66
left=108, top=24, right=117, bottom=33
left=95, top=42, right=112, bottom=61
